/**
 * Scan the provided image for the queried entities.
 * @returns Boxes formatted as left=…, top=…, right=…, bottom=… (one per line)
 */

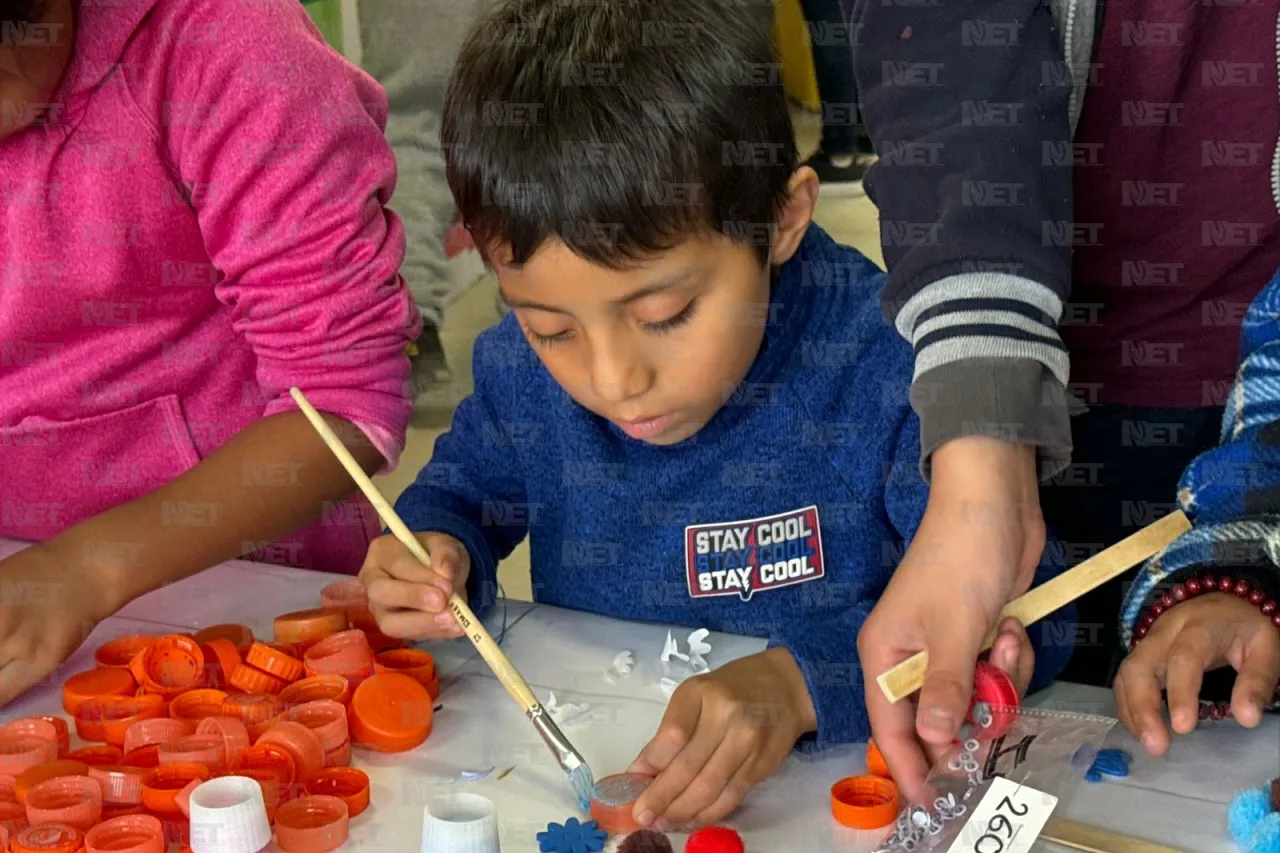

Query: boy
left=360, top=0, right=1074, bottom=828
left=1115, top=270, right=1280, bottom=755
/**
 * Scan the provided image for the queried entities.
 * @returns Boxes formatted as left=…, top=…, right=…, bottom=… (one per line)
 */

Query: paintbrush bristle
left=567, top=763, right=596, bottom=813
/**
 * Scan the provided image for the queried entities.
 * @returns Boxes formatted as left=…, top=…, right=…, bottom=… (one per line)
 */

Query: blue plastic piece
left=1084, top=748, right=1132, bottom=782
left=1230, top=786, right=1280, bottom=853
left=537, top=817, right=609, bottom=853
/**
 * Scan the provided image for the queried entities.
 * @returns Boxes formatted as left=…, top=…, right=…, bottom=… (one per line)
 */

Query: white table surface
left=0, top=541, right=1274, bottom=852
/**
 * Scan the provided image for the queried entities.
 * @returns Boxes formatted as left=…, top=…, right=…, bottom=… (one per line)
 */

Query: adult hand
left=858, top=437, right=1044, bottom=799
left=360, top=532, right=471, bottom=640
left=1115, top=591, right=1280, bottom=756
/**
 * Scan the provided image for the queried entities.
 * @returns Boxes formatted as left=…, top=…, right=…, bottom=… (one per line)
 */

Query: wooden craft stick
left=289, top=388, right=540, bottom=713
left=1043, top=817, right=1193, bottom=853
left=876, top=510, right=1191, bottom=703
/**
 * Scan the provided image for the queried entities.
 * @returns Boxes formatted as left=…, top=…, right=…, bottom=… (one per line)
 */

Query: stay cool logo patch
left=685, top=505, right=825, bottom=602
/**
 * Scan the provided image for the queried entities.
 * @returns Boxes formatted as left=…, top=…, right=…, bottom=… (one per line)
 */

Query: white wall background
left=340, top=0, right=362, bottom=65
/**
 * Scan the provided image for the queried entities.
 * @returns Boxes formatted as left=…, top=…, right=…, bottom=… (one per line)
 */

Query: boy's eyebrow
left=498, top=267, right=701, bottom=313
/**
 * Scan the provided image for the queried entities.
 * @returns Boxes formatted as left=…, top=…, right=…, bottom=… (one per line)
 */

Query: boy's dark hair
left=2, top=1, right=44, bottom=24
left=443, top=0, right=796, bottom=268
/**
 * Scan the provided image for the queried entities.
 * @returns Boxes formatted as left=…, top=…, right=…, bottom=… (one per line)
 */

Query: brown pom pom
left=1270, top=777, right=1280, bottom=812
left=618, top=829, right=675, bottom=853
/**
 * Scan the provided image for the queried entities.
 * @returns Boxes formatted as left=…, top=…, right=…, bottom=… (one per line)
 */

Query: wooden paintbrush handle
left=1043, top=817, right=1193, bottom=853
left=289, top=388, right=541, bottom=713
left=876, top=510, right=1191, bottom=703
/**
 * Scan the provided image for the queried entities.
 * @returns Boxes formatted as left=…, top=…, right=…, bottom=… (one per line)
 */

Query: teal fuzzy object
left=1230, top=781, right=1280, bottom=853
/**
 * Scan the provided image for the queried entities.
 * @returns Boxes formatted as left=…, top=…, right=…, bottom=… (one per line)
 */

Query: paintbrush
left=289, top=387, right=597, bottom=811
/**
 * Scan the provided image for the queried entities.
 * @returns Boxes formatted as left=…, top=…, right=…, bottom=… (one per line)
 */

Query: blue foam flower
left=1084, top=748, right=1132, bottom=782
left=537, top=817, right=608, bottom=853
left=1230, top=786, right=1280, bottom=853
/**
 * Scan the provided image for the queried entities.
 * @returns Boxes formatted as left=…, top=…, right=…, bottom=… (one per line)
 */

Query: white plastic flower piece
left=660, top=631, right=688, bottom=664
left=545, top=691, right=591, bottom=727
left=686, top=628, right=711, bottom=672
left=460, top=767, right=494, bottom=782
left=603, top=651, right=634, bottom=684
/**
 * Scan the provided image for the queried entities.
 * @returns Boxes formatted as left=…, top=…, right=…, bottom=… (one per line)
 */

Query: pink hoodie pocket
left=0, top=394, right=201, bottom=542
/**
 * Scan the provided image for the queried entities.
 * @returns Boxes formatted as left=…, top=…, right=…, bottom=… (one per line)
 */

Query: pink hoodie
left=0, top=0, right=421, bottom=573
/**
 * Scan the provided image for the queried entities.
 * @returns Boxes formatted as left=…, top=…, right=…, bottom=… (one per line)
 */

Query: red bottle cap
left=588, top=773, right=653, bottom=836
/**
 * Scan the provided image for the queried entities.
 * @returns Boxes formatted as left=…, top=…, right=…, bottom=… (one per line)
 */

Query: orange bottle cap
left=373, top=649, right=435, bottom=687
left=96, top=695, right=168, bottom=748
left=122, top=719, right=195, bottom=757
left=120, top=744, right=160, bottom=769
left=87, top=765, right=147, bottom=806
left=191, top=624, right=254, bottom=656
left=24, top=775, right=103, bottom=830
left=228, top=664, right=287, bottom=696
left=95, top=636, right=156, bottom=669
left=0, top=735, right=58, bottom=776
left=245, top=643, right=304, bottom=683
left=349, top=673, right=432, bottom=753
left=200, top=639, right=242, bottom=690
left=168, top=689, right=229, bottom=722
left=65, top=745, right=122, bottom=767
left=273, top=608, right=347, bottom=647
left=588, top=772, right=652, bottom=836
left=323, top=740, right=351, bottom=768
left=84, top=813, right=164, bottom=853
left=101, top=803, right=148, bottom=820
left=193, top=716, right=250, bottom=768
left=14, top=760, right=89, bottom=804
left=35, top=716, right=70, bottom=757
left=257, top=721, right=325, bottom=784
left=280, top=674, right=351, bottom=709
left=284, top=701, right=348, bottom=752
left=61, top=667, right=138, bottom=716
left=2, top=718, right=61, bottom=750
left=866, top=739, right=892, bottom=779
left=220, top=693, right=283, bottom=725
left=157, top=735, right=224, bottom=770
left=11, top=823, right=83, bottom=853
left=247, top=714, right=283, bottom=742
left=305, top=767, right=369, bottom=818
left=129, top=636, right=204, bottom=698
left=302, top=632, right=375, bottom=683
left=830, top=775, right=900, bottom=829
left=233, top=742, right=297, bottom=785
left=274, top=794, right=350, bottom=853
left=140, top=764, right=210, bottom=815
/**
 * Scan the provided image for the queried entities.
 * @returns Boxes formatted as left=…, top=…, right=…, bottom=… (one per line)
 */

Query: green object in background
left=301, top=0, right=343, bottom=53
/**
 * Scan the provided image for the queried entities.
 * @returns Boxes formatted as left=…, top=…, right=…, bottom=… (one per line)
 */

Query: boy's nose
left=590, top=339, right=653, bottom=404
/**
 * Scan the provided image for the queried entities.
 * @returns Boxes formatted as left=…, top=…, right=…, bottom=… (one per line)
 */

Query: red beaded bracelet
left=1131, top=573, right=1280, bottom=711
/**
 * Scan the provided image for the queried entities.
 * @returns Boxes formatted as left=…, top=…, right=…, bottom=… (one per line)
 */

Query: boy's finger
left=861, top=647, right=931, bottom=800
left=917, top=616, right=979, bottom=746
left=657, top=731, right=751, bottom=826
left=375, top=609, right=448, bottom=641
left=390, top=551, right=455, bottom=592
left=365, top=577, right=450, bottom=615
left=631, top=711, right=718, bottom=827
left=690, top=754, right=757, bottom=828
left=1230, top=632, right=1280, bottom=728
left=1164, top=630, right=1213, bottom=735
left=1113, top=672, right=1137, bottom=740
left=1116, top=650, right=1171, bottom=755
left=629, top=691, right=703, bottom=778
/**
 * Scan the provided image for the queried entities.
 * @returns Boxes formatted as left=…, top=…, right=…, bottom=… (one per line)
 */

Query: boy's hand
left=627, top=647, right=817, bottom=831
left=859, top=438, right=1043, bottom=800
left=988, top=617, right=1037, bottom=697
left=1115, top=592, right=1280, bottom=756
left=359, top=532, right=470, bottom=640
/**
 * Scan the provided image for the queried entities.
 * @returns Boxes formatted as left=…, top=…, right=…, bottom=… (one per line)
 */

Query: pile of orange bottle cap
left=0, top=580, right=432, bottom=853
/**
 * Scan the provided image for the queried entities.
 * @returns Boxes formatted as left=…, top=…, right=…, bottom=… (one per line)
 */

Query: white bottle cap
left=421, top=793, right=501, bottom=853
left=187, top=776, right=272, bottom=853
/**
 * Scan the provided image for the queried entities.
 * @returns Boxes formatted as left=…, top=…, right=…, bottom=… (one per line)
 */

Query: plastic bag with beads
left=873, top=709, right=1116, bottom=853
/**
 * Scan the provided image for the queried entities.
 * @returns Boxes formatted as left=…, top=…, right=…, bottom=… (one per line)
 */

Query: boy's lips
left=614, top=413, right=676, bottom=440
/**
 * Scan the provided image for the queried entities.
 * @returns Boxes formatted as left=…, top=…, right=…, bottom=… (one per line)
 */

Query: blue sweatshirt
left=396, top=225, right=1074, bottom=750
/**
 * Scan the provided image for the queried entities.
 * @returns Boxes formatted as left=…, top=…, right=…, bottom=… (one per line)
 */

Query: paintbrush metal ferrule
left=528, top=705, right=586, bottom=772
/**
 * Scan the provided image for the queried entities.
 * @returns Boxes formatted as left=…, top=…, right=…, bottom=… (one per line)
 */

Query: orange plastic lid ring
left=12, top=823, right=83, bottom=853
left=88, top=765, right=147, bottom=806
left=274, top=794, right=350, bottom=853
left=61, top=668, right=138, bottom=716
left=169, top=689, right=229, bottom=722
left=349, top=673, right=432, bottom=753
left=0, top=735, right=58, bottom=776
left=84, top=813, right=164, bottom=853
left=194, top=716, right=250, bottom=768
left=284, top=701, right=348, bottom=752
left=66, top=745, right=122, bottom=767
left=830, top=775, right=900, bottom=829
left=14, top=760, right=89, bottom=804
left=95, top=635, right=156, bottom=669
left=228, top=664, right=288, bottom=695
left=192, top=624, right=254, bottom=655
left=280, top=674, right=350, bottom=709
left=274, top=608, right=347, bottom=648
left=305, top=767, right=369, bottom=818
left=246, top=643, right=304, bottom=682
left=589, top=773, right=652, bottom=836
left=141, top=764, right=210, bottom=815
left=866, top=740, right=892, bottom=780
left=24, top=775, right=103, bottom=830
left=257, top=721, right=325, bottom=784
left=122, top=718, right=195, bottom=757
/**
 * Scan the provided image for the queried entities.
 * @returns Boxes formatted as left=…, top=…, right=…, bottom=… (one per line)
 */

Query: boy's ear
left=769, top=167, right=820, bottom=266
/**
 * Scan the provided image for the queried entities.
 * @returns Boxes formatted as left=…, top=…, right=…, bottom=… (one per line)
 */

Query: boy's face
left=494, top=170, right=817, bottom=446
left=0, top=0, right=75, bottom=142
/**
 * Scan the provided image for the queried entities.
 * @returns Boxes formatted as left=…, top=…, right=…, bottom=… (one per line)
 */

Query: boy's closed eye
left=519, top=299, right=700, bottom=347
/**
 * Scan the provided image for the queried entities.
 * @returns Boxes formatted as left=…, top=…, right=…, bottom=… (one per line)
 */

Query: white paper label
left=944, top=776, right=1058, bottom=853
